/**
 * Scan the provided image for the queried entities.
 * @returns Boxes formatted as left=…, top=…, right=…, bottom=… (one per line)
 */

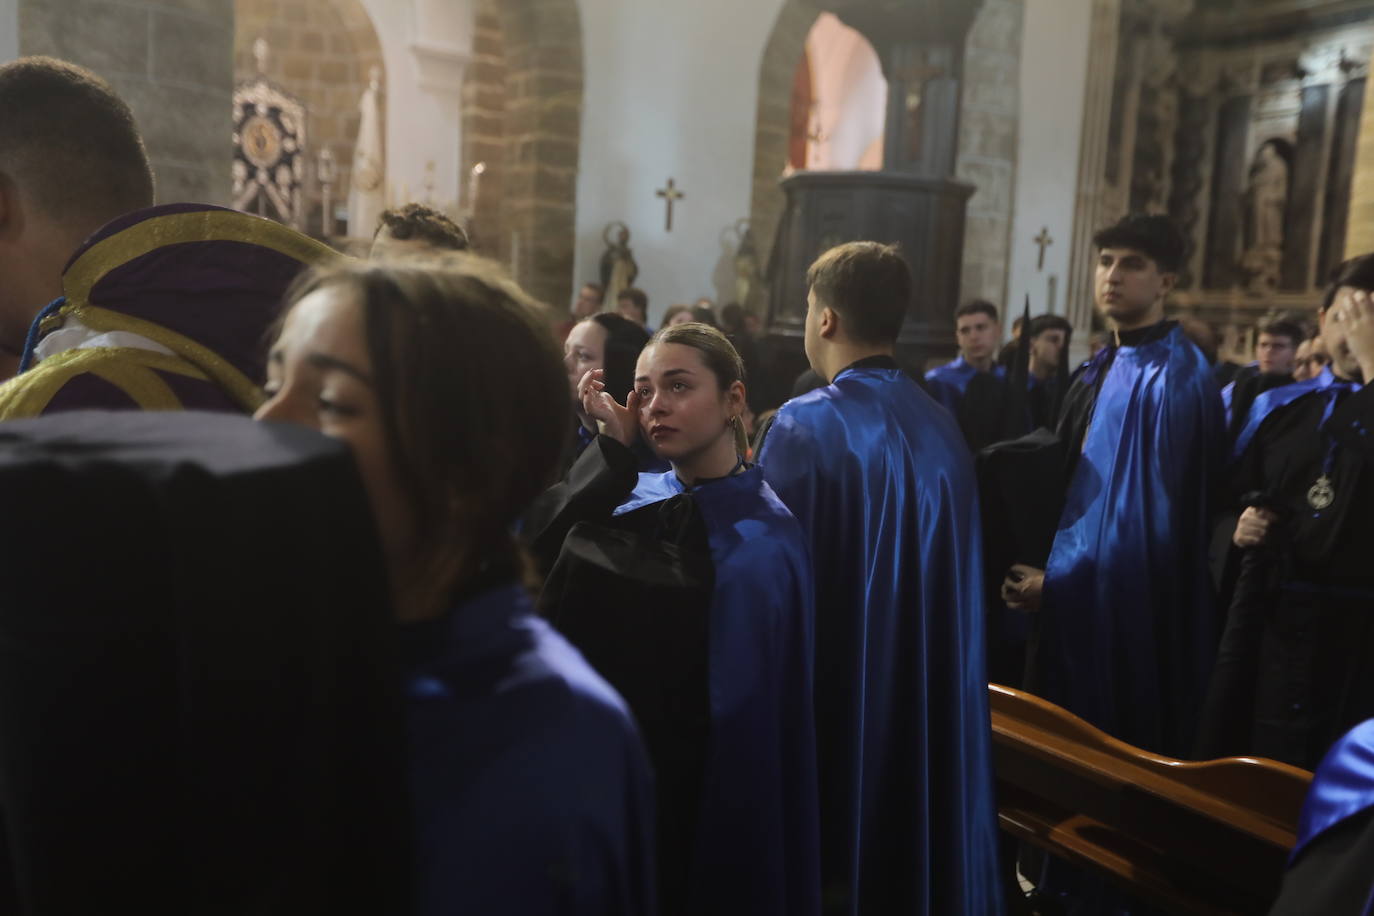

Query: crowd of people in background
left=4, top=52, right=1374, bottom=916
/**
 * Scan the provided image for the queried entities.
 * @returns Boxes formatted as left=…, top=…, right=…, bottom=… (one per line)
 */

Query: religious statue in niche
left=600, top=222, right=639, bottom=308
left=348, top=66, right=386, bottom=239
left=231, top=39, right=306, bottom=230
left=1240, top=138, right=1291, bottom=295
left=733, top=220, right=763, bottom=314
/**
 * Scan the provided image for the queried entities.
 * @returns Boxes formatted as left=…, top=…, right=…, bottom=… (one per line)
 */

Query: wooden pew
left=989, top=684, right=1313, bottom=915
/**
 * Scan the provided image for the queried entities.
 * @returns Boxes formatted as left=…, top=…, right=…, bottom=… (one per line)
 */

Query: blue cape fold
left=1042, top=324, right=1224, bottom=756
left=617, top=466, right=821, bottom=916
left=1231, top=366, right=1339, bottom=460
left=1293, top=718, right=1374, bottom=862
left=758, top=367, right=1002, bottom=914
left=924, top=355, right=1006, bottom=412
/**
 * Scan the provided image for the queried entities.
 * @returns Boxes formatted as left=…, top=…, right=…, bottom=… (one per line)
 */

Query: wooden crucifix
left=1034, top=226, right=1054, bottom=271
left=657, top=178, right=685, bottom=232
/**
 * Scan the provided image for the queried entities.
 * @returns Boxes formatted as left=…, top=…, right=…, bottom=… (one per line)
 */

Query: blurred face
left=956, top=311, right=999, bottom=363
left=572, top=284, right=601, bottom=319
left=634, top=342, right=738, bottom=463
left=1030, top=328, right=1067, bottom=371
left=617, top=298, right=646, bottom=326
left=1096, top=247, right=1173, bottom=329
left=1321, top=287, right=1367, bottom=380
left=256, top=286, right=414, bottom=570
left=1256, top=332, right=1297, bottom=375
left=1292, top=336, right=1329, bottom=382
left=563, top=319, right=607, bottom=404
left=667, top=309, right=695, bottom=327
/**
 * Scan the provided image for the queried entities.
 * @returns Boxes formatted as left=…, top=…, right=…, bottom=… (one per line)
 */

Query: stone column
left=19, top=0, right=233, bottom=205
left=1346, top=45, right=1374, bottom=259
left=1064, top=0, right=1122, bottom=357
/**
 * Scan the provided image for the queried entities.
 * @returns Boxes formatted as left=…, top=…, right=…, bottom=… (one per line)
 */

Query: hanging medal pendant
left=1307, top=475, right=1335, bottom=511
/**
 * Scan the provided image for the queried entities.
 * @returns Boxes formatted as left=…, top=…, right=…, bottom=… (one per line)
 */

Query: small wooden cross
left=1034, top=226, right=1054, bottom=271
left=657, top=178, right=685, bottom=232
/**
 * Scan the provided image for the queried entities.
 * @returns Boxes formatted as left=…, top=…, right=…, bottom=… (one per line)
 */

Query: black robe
left=1196, top=383, right=1374, bottom=769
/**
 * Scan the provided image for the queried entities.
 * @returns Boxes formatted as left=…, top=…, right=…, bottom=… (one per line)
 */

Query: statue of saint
left=599, top=222, right=638, bottom=308
left=1245, top=140, right=1289, bottom=254
left=733, top=221, right=761, bottom=313
left=348, top=66, right=385, bottom=239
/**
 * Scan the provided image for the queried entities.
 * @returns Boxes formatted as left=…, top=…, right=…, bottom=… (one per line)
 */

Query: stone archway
left=749, top=0, right=1024, bottom=311
left=460, top=0, right=582, bottom=310
left=234, top=0, right=386, bottom=236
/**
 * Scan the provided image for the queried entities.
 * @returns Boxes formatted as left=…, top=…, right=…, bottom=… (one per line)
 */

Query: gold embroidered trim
left=71, top=306, right=265, bottom=412
left=0, top=347, right=213, bottom=419
left=63, top=209, right=338, bottom=307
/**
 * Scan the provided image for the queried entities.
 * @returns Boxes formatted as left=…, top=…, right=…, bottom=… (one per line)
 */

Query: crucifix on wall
left=1034, top=226, right=1054, bottom=271
left=657, top=178, right=685, bottom=232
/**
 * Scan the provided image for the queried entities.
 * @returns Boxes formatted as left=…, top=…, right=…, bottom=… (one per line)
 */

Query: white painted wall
left=1005, top=0, right=1093, bottom=327
left=575, top=0, right=789, bottom=323
left=357, top=0, right=472, bottom=218
left=0, top=0, right=18, bottom=62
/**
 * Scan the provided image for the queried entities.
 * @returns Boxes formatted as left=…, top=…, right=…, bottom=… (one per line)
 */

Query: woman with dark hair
left=256, top=259, right=656, bottom=915
left=533, top=323, right=820, bottom=916
left=562, top=313, right=663, bottom=470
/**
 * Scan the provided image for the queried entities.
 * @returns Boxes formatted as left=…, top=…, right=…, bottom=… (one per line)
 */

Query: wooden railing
left=989, top=684, right=1313, bottom=915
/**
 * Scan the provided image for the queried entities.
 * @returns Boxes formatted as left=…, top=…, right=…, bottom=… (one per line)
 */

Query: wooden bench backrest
left=989, top=683, right=1313, bottom=915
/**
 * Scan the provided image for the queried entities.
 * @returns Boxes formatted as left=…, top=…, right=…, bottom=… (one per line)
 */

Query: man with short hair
left=1026, top=314, right=1072, bottom=428
left=370, top=202, right=468, bottom=259
left=0, top=57, right=333, bottom=418
left=0, top=56, right=155, bottom=380
left=1000, top=214, right=1224, bottom=759
left=556, top=281, right=605, bottom=342
left=1293, top=333, right=1331, bottom=382
left=925, top=299, right=1004, bottom=412
left=756, top=242, right=1001, bottom=914
left=616, top=287, right=650, bottom=330
left=1223, top=319, right=1304, bottom=441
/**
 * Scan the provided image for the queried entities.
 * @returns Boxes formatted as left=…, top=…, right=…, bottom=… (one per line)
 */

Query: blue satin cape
left=924, top=356, right=1006, bottom=413
left=1231, top=366, right=1339, bottom=460
left=758, top=367, right=1002, bottom=915
left=1294, top=718, right=1374, bottom=861
left=402, top=582, right=657, bottom=915
left=615, top=466, right=821, bottom=916
left=1042, top=324, right=1224, bottom=756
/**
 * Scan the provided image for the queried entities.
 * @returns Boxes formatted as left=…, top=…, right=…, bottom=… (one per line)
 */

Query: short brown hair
left=376, top=203, right=468, bottom=251
left=282, top=257, right=568, bottom=594
left=805, top=241, right=911, bottom=345
left=0, top=57, right=153, bottom=227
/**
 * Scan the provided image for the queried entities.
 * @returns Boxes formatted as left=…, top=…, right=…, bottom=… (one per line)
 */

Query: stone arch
left=234, top=0, right=386, bottom=235
left=749, top=0, right=1023, bottom=310
left=460, top=0, right=582, bottom=309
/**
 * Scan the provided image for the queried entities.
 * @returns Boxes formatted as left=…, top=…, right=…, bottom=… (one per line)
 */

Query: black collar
left=839, top=354, right=900, bottom=376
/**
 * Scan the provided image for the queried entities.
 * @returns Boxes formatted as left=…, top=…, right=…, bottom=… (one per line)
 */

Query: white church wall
left=1005, top=0, right=1094, bottom=327
left=358, top=0, right=472, bottom=218
left=574, top=0, right=788, bottom=323
left=0, top=0, right=17, bottom=62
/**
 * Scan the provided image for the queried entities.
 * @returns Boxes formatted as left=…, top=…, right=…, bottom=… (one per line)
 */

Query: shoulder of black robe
left=522, top=434, right=641, bottom=577
left=1225, top=371, right=1295, bottom=444
left=957, top=371, right=1011, bottom=452
left=0, top=410, right=407, bottom=915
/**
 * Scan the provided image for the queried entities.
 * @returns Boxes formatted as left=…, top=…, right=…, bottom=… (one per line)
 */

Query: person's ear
left=727, top=379, right=746, bottom=413
left=1158, top=271, right=1178, bottom=298
left=0, top=171, right=22, bottom=244
left=819, top=306, right=839, bottom=340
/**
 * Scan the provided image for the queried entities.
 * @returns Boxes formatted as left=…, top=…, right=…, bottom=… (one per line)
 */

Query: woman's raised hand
left=578, top=369, right=641, bottom=448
